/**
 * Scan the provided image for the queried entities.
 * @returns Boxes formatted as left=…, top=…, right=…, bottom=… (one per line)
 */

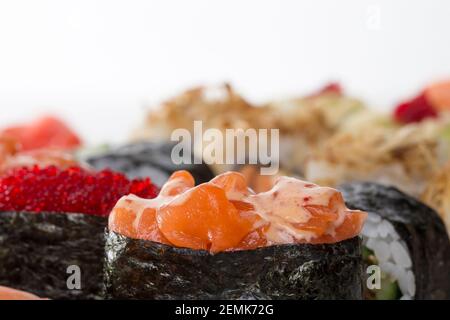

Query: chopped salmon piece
left=109, top=170, right=367, bottom=252
left=0, top=286, right=43, bottom=300
left=160, top=170, right=195, bottom=196
left=158, top=183, right=255, bottom=252
left=239, top=164, right=276, bottom=193
left=234, top=225, right=269, bottom=250
left=307, top=210, right=367, bottom=244
left=109, top=206, right=138, bottom=239
left=135, top=207, right=169, bottom=244
left=211, top=171, right=249, bottom=196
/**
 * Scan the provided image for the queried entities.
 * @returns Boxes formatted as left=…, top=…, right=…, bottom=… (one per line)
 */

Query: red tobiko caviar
left=318, top=82, right=342, bottom=95
left=0, top=166, right=159, bottom=216
left=308, top=82, right=343, bottom=98
left=394, top=92, right=438, bottom=124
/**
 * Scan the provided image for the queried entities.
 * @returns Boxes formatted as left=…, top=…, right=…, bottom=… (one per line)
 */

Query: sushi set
left=0, top=81, right=450, bottom=300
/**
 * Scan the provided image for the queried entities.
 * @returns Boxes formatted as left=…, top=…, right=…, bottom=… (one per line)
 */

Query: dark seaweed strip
left=86, top=142, right=215, bottom=186
left=104, top=232, right=363, bottom=300
left=0, top=211, right=106, bottom=299
left=339, top=182, right=450, bottom=300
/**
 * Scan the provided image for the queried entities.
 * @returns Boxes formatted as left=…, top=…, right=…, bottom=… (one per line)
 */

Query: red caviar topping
left=308, top=82, right=343, bottom=98
left=394, top=92, right=437, bottom=124
left=0, top=166, right=158, bottom=216
left=318, top=82, right=342, bottom=95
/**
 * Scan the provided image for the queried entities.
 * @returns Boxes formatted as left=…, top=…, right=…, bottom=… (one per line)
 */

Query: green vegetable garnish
left=374, top=275, right=402, bottom=300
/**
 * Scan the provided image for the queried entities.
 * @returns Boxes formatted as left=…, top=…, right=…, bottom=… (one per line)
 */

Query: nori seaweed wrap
left=0, top=212, right=106, bottom=299
left=340, top=182, right=450, bottom=300
left=104, top=170, right=367, bottom=300
left=86, top=142, right=215, bottom=186
left=104, top=232, right=363, bottom=300
left=0, top=165, right=159, bottom=299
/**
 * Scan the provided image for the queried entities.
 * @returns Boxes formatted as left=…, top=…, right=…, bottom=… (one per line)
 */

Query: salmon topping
left=0, top=286, right=44, bottom=300
left=109, top=171, right=366, bottom=252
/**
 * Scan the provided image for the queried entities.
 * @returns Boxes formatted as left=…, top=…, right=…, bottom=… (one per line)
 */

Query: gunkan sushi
left=86, top=141, right=215, bottom=186
left=0, top=165, right=158, bottom=299
left=1, top=115, right=82, bottom=151
left=340, top=182, right=450, bottom=300
left=105, top=171, right=367, bottom=299
left=0, top=134, right=81, bottom=175
left=0, top=286, right=44, bottom=300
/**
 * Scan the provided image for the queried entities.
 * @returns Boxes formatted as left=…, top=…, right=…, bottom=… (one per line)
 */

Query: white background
left=0, top=0, right=449, bottom=144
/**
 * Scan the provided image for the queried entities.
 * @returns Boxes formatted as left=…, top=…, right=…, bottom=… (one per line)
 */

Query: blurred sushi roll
left=0, top=165, right=158, bottom=299
left=393, top=79, right=450, bottom=124
left=131, top=83, right=367, bottom=177
left=0, top=133, right=84, bottom=175
left=265, top=83, right=366, bottom=175
left=85, top=142, right=215, bottom=187
left=422, top=161, right=450, bottom=235
left=0, top=115, right=82, bottom=152
left=105, top=171, right=367, bottom=299
left=340, top=182, right=450, bottom=300
left=0, top=211, right=105, bottom=300
left=305, top=118, right=450, bottom=197
left=305, top=80, right=450, bottom=198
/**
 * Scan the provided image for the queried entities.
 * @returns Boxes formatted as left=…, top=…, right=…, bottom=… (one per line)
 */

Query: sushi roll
left=0, top=165, right=158, bottom=299
left=105, top=171, right=367, bottom=299
left=0, top=133, right=80, bottom=174
left=86, top=141, right=215, bottom=186
left=305, top=118, right=448, bottom=198
left=132, top=83, right=366, bottom=177
left=0, top=286, right=45, bottom=300
left=0, top=116, right=82, bottom=151
left=422, top=161, right=450, bottom=235
left=340, top=182, right=450, bottom=300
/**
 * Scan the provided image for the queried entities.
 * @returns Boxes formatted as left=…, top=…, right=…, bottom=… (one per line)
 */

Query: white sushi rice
left=362, top=212, right=416, bottom=300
